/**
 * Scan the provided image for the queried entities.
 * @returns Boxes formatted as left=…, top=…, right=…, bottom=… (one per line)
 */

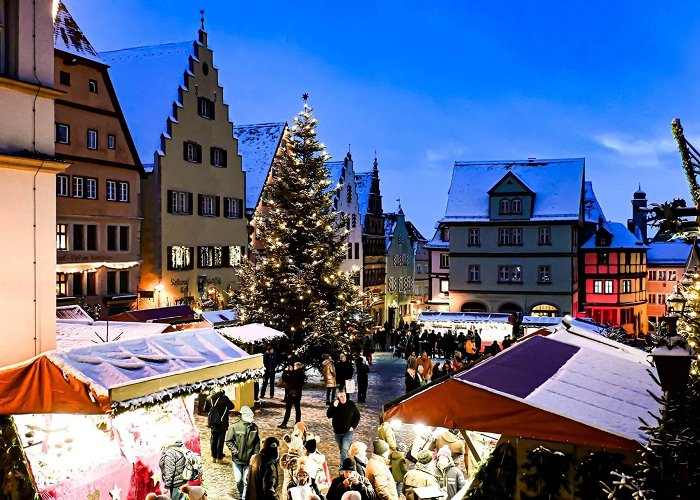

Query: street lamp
left=653, top=291, right=695, bottom=393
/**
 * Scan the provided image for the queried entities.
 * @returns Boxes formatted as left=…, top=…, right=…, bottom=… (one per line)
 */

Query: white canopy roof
left=217, top=323, right=286, bottom=343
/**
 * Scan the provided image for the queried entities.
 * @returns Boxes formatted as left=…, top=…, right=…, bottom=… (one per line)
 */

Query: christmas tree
left=233, top=98, right=367, bottom=369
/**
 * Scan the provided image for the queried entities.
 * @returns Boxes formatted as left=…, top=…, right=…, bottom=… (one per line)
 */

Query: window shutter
left=188, top=247, right=195, bottom=270
left=210, top=101, right=215, bottom=120
left=223, top=198, right=230, bottom=218
left=222, top=246, right=230, bottom=267
left=237, top=198, right=243, bottom=218
left=209, top=147, right=215, bottom=166
left=215, top=196, right=221, bottom=217
left=187, top=192, right=194, bottom=215
left=183, top=141, right=188, bottom=161
left=198, top=194, right=203, bottom=216
left=221, top=149, right=227, bottom=167
left=196, top=246, right=202, bottom=268
left=196, top=144, right=202, bottom=163
left=166, top=246, right=173, bottom=270
left=167, top=190, right=174, bottom=213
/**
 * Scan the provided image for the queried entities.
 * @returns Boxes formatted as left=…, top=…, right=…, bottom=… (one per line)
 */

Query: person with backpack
left=208, top=389, right=235, bottom=464
left=246, top=436, right=281, bottom=500
left=159, top=440, right=202, bottom=500
left=225, top=406, right=260, bottom=498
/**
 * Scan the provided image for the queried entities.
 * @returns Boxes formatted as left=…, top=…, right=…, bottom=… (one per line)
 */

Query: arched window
left=531, top=303, right=558, bottom=317
left=511, top=198, right=522, bottom=214
left=498, top=302, right=522, bottom=314
left=461, top=302, right=488, bottom=313
left=346, top=185, right=352, bottom=203
left=499, top=199, right=511, bottom=214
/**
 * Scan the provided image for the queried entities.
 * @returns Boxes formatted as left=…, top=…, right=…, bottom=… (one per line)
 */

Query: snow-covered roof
left=355, top=172, right=372, bottom=224
left=234, top=123, right=286, bottom=211
left=384, top=213, right=398, bottom=252
left=56, top=305, right=94, bottom=324
left=201, top=309, right=237, bottom=326
left=647, top=240, right=693, bottom=266
left=584, top=181, right=606, bottom=223
left=424, top=228, right=448, bottom=250
left=217, top=323, right=285, bottom=344
left=406, top=221, right=427, bottom=244
left=581, top=221, right=645, bottom=249
left=442, top=158, right=585, bottom=222
left=56, top=321, right=171, bottom=350
left=325, top=161, right=345, bottom=189
left=54, top=1, right=103, bottom=65
left=418, top=312, right=512, bottom=323
left=100, top=41, right=196, bottom=165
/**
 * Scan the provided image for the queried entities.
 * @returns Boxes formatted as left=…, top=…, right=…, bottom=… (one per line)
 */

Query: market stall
left=217, top=322, right=286, bottom=346
left=0, top=329, right=263, bottom=499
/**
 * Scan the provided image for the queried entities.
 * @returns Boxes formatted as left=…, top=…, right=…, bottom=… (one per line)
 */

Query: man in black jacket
left=260, top=345, right=278, bottom=399
left=326, top=391, right=361, bottom=465
left=246, top=436, right=280, bottom=500
left=336, top=353, right=354, bottom=392
left=208, top=389, right=235, bottom=464
left=279, top=362, right=304, bottom=428
left=327, top=458, right=377, bottom=500
left=225, top=406, right=260, bottom=498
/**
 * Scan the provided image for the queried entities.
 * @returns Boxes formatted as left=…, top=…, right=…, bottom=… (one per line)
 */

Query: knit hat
left=240, top=406, right=254, bottom=423
left=341, top=457, right=357, bottom=471
left=373, top=439, right=390, bottom=456
left=416, top=449, right=433, bottom=464
left=304, top=438, right=317, bottom=454
left=437, top=445, right=451, bottom=460
left=179, top=485, right=206, bottom=500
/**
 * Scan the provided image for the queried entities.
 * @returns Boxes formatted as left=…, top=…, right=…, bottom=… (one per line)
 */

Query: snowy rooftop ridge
left=355, top=172, right=372, bottom=223
left=54, top=1, right=103, bottom=65
left=443, top=158, right=585, bottom=222
left=647, top=240, right=693, bottom=266
left=581, top=221, right=646, bottom=250
left=234, top=122, right=286, bottom=211
left=100, top=41, right=196, bottom=165
left=584, top=181, right=606, bottom=223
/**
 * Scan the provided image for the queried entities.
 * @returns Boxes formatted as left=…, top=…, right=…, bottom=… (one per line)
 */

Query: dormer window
left=511, top=198, right=522, bottom=214
left=499, top=199, right=511, bottom=214
left=441, top=227, right=450, bottom=241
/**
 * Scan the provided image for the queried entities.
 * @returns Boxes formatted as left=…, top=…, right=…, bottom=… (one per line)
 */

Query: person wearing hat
left=179, top=485, right=208, bottom=500
left=436, top=445, right=465, bottom=499
left=246, top=436, right=280, bottom=500
left=402, top=450, right=438, bottom=500
left=347, top=441, right=368, bottom=477
left=226, top=406, right=260, bottom=498
left=285, top=457, right=325, bottom=500
left=429, top=428, right=466, bottom=465
left=366, top=439, right=398, bottom=500
left=327, top=458, right=377, bottom=500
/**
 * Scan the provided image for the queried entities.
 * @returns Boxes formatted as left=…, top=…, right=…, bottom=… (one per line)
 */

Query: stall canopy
left=108, top=305, right=196, bottom=324
left=56, top=321, right=173, bottom=350
left=0, top=329, right=262, bottom=415
left=384, top=335, right=660, bottom=452
left=217, top=323, right=286, bottom=343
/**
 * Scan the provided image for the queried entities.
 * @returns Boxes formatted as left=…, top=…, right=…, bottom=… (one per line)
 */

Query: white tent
left=217, top=323, right=285, bottom=344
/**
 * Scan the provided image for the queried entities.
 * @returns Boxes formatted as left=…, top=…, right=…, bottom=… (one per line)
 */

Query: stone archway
left=460, top=301, right=488, bottom=313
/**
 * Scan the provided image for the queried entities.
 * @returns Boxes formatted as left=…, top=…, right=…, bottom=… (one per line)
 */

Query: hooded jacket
left=389, top=450, right=407, bottom=483
left=376, top=422, right=398, bottom=451
left=429, top=429, right=466, bottom=461
left=403, top=463, right=438, bottom=500
left=437, top=458, right=466, bottom=499
left=246, top=440, right=279, bottom=500
left=159, top=440, right=187, bottom=488
left=366, top=453, right=398, bottom=500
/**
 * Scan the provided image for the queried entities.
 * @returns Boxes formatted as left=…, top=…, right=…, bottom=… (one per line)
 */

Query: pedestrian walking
left=336, top=353, right=354, bottom=392
left=261, top=345, right=279, bottom=399
left=225, top=406, right=260, bottom=498
left=436, top=445, right=465, bottom=499
left=322, top=354, right=337, bottom=405
left=246, top=436, right=280, bottom=500
left=326, top=391, right=361, bottom=465
left=348, top=441, right=369, bottom=477
left=326, top=458, right=377, bottom=500
left=207, top=389, right=234, bottom=464
left=366, top=440, right=397, bottom=500
left=402, top=450, right=439, bottom=500
left=158, top=439, right=189, bottom=500
left=362, top=336, right=374, bottom=366
left=279, top=362, right=305, bottom=428
left=356, top=355, right=370, bottom=403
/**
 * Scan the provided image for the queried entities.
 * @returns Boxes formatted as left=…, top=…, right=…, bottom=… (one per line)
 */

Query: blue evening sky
left=67, top=0, right=700, bottom=236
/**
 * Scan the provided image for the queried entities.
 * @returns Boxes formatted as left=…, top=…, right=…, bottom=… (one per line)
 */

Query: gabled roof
left=54, top=1, right=103, bottom=65
left=100, top=41, right=197, bottom=165
left=355, top=172, right=373, bottom=223
left=325, top=161, right=345, bottom=188
left=56, top=321, right=172, bottom=350
left=647, top=240, right=693, bottom=266
left=406, top=221, right=427, bottom=244
left=443, top=158, right=585, bottom=222
left=487, top=170, right=534, bottom=195
left=425, top=227, right=449, bottom=250
left=234, top=123, right=286, bottom=211
left=581, top=221, right=646, bottom=250
left=584, top=181, right=606, bottom=223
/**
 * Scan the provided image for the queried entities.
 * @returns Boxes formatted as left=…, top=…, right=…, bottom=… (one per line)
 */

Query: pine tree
left=233, top=100, right=367, bottom=369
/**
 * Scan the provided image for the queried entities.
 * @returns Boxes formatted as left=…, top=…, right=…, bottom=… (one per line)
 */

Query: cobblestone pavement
left=196, top=353, right=415, bottom=499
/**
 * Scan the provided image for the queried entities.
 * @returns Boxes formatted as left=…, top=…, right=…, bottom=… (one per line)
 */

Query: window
left=210, top=147, right=227, bottom=167
left=348, top=243, right=353, bottom=259
left=72, top=176, right=84, bottom=198
left=622, top=279, right=632, bottom=293
left=538, top=227, right=551, bottom=245
left=498, top=228, right=510, bottom=245
left=498, top=228, right=522, bottom=246
left=86, top=225, right=97, bottom=251
left=88, top=79, right=98, bottom=93
left=511, top=228, right=522, bottom=245
left=224, top=197, right=242, bottom=218
left=228, top=246, right=243, bottom=267
left=598, top=253, right=609, bottom=265
left=87, top=129, right=98, bottom=150
left=439, top=279, right=449, bottom=293
left=199, top=194, right=218, bottom=217
left=417, top=264, right=422, bottom=274
left=352, top=214, right=357, bottom=228
left=107, top=226, right=117, bottom=251
left=498, top=265, right=522, bottom=283
left=398, top=234, right=404, bottom=245
left=85, top=177, right=97, bottom=199
left=72, top=224, right=84, bottom=251
left=0, top=1, right=18, bottom=76
left=511, top=198, right=522, bottom=214
left=658, top=270, right=667, bottom=281
left=106, top=180, right=116, bottom=201
left=118, top=181, right=129, bottom=202
left=168, top=246, right=194, bottom=270
left=107, top=134, right=116, bottom=149
left=59, top=71, right=71, bottom=86
left=355, top=242, right=359, bottom=260
left=668, top=270, right=677, bottom=282
left=184, top=141, right=202, bottom=163
left=55, top=123, right=70, bottom=144
left=387, top=277, right=397, bottom=292
left=56, top=224, right=68, bottom=251
left=594, top=280, right=603, bottom=294
left=658, top=294, right=667, bottom=305
left=346, top=185, right=352, bottom=204
left=499, top=199, right=511, bottom=214
left=56, top=174, right=69, bottom=196
left=393, top=254, right=409, bottom=266
left=538, top=265, right=551, bottom=283
left=106, top=271, right=117, bottom=295
left=198, top=97, right=215, bottom=119
left=86, top=272, right=96, bottom=295
left=441, top=227, right=450, bottom=241
left=169, top=190, right=192, bottom=215
left=468, top=228, right=480, bottom=246
left=72, top=273, right=83, bottom=297
left=198, top=246, right=224, bottom=268
left=440, top=253, right=449, bottom=269
left=119, top=270, right=129, bottom=292
left=119, top=226, right=129, bottom=251
left=56, top=273, right=68, bottom=296
left=649, top=294, right=656, bottom=304
left=604, top=280, right=614, bottom=294
left=468, top=264, right=480, bottom=283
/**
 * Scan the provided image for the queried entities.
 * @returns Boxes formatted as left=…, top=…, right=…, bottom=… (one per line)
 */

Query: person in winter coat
left=246, top=436, right=280, bottom=500
left=336, top=353, right=354, bottom=392
left=281, top=423, right=308, bottom=495
left=415, top=352, right=433, bottom=381
left=322, top=354, right=337, bottom=405
left=327, top=391, right=361, bottom=465
left=362, top=336, right=375, bottom=366
left=304, top=437, right=331, bottom=493
left=261, top=345, right=279, bottom=398
left=208, top=389, right=235, bottom=464
left=356, top=355, right=370, bottom=403
left=225, top=406, right=260, bottom=498
left=286, top=457, right=325, bottom=500
left=436, top=445, right=466, bottom=499
left=159, top=440, right=188, bottom=499
left=279, top=362, right=305, bottom=428
left=408, top=426, right=433, bottom=464
left=402, top=450, right=439, bottom=500
left=327, top=458, right=377, bottom=500
left=366, top=440, right=398, bottom=500
left=377, top=415, right=398, bottom=451
left=404, top=366, right=420, bottom=393
left=348, top=441, right=369, bottom=477
left=429, top=428, right=466, bottom=465
left=389, top=444, right=408, bottom=495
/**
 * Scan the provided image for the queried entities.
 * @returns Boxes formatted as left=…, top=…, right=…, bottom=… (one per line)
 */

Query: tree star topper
left=302, top=92, right=309, bottom=102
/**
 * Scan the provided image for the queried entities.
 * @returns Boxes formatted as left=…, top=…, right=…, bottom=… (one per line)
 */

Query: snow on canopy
left=584, top=181, right=606, bottom=223
left=442, top=158, right=585, bottom=222
left=647, top=240, right=693, bottom=266
left=54, top=1, right=103, bottom=65
left=234, top=123, right=286, bottom=212
left=355, top=172, right=373, bottom=225
left=217, top=323, right=285, bottom=344
left=581, top=221, right=645, bottom=249
left=100, top=41, right=196, bottom=166
left=56, top=321, right=172, bottom=350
